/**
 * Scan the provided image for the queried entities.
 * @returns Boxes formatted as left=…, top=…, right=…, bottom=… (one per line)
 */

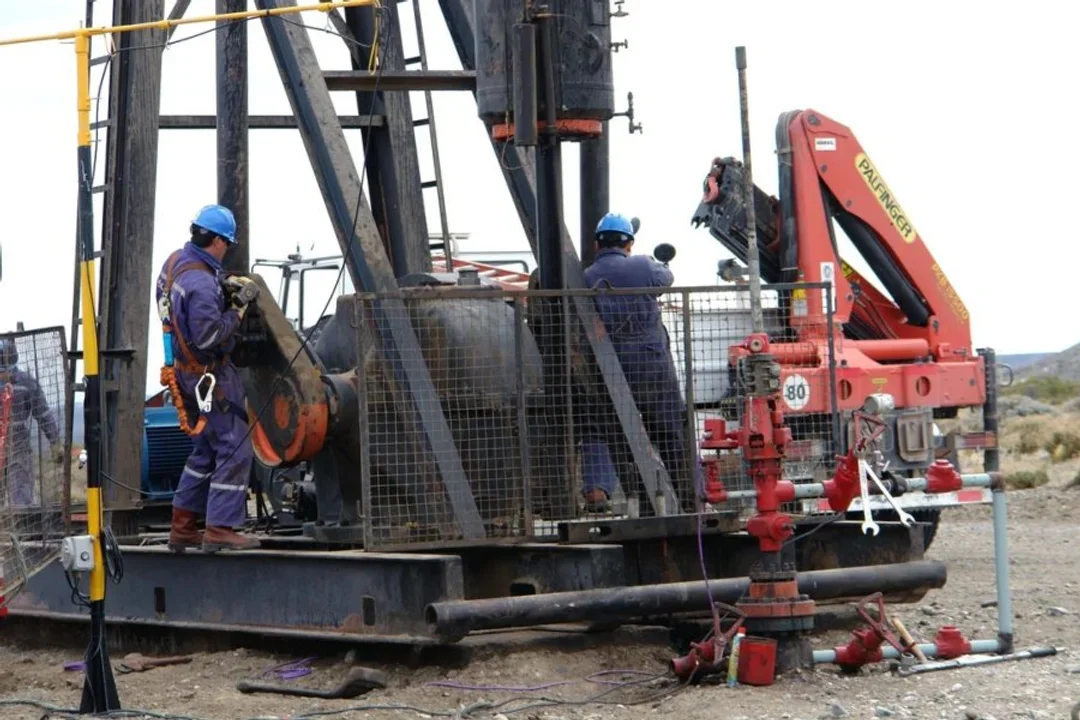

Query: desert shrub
left=1068, top=470, right=1080, bottom=490
left=1043, top=431, right=1080, bottom=463
left=1005, top=469, right=1051, bottom=490
left=1010, top=420, right=1046, bottom=455
left=1003, top=375, right=1080, bottom=405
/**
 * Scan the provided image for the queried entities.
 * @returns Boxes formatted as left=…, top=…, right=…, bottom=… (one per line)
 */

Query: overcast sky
left=0, top=1, right=1076, bottom=397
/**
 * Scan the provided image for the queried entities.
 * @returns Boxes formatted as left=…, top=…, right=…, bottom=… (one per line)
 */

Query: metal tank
left=282, top=288, right=546, bottom=543
left=475, top=0, right=615, bottom=138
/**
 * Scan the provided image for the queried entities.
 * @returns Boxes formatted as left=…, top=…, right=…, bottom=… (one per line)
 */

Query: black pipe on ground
left=425, top=560, right=947, bottom=641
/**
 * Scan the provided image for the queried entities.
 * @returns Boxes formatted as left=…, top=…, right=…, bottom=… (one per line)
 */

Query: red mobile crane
left=694, top=109, right=984, bottom=418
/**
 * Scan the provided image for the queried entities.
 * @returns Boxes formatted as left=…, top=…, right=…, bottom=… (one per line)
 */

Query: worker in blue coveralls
left=581, top=212, right=700, bottom=513
left=0, top=337, right=64, bottom=507
left=156, top=204, right=261, bottom=553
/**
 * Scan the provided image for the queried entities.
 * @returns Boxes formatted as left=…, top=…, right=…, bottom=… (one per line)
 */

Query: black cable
left=0, top=668, right=685, bottom=719
left=102, top=525, right=124, bottom=583
left=64, top=570, right=91, bottom=609
left=782, top=510, right=844, bottom=547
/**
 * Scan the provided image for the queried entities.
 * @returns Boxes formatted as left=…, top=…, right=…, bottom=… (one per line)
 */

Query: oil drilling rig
left=4, top=0, right=1007, bottom=679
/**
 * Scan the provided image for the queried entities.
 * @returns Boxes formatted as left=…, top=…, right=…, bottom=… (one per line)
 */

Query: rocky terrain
left=2, top=463, right=1078, bottom=720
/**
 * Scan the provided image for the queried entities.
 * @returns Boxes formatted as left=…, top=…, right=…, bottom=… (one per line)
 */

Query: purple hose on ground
left=261, top=656, right=317, bottom=681
left=695, top=461, right=720, bottom=627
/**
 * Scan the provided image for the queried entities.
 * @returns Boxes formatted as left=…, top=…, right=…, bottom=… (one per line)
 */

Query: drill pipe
left=426, top=560, right=947, bottom=641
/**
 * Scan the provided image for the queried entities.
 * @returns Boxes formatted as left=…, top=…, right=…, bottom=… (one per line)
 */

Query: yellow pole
left=74, top=27, right=121, bottom=712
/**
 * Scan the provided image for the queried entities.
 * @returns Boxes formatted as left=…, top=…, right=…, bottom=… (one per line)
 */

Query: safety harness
left=158, top=250, right=229, bottom=437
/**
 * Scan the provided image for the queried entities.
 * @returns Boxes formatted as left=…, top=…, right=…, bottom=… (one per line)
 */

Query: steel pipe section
left=813, top=639, right=1003, bottom=665
left=425, top=560, right=947, bottom=641
left=718, top=472, right=993, bottom=504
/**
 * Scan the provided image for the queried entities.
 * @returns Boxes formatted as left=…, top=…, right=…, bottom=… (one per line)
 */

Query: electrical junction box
left=60, top=535, right=95, bottom=573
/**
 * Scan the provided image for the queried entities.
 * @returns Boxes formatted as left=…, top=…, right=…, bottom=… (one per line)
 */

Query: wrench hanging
left=858, top=457, right=879, bottom=536
left=864, top=461, right=915, bottom=527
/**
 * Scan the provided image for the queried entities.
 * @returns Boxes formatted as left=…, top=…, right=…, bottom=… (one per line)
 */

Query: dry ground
left=1, top=424, right=1078, bottom=719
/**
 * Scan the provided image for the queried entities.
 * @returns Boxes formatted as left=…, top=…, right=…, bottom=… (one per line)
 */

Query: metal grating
left=0, top=326, right=70, bottom=609
left=349, top=283, right=840, bottom=550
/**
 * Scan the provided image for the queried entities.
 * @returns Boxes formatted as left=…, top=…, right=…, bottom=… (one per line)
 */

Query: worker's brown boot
left=167, top=508, right=202, bottom=554
left=202, top=526, right=261, bottom=553
left=583, top=488, right=611, bottom=514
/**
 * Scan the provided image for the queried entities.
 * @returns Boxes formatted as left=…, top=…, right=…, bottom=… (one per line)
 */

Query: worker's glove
left=223, top=276, right=260, bottom=309
left=51, top=442, right=66, bottom=464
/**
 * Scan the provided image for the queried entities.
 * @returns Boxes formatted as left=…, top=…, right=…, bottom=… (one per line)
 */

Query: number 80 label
left=782, top=373, right=811, bottom=411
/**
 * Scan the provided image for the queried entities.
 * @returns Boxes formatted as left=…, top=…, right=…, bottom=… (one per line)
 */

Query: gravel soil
left=1, top=481, right=1077, bottom=720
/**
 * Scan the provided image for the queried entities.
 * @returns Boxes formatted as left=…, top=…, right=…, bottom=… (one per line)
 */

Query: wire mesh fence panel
left=662, top=282, right=839, bottom=521
left=355, top=289, right=538, bottom=550
left=0, top=326, right=70, bottom=609
left=350, top=283, right=840, bottom=548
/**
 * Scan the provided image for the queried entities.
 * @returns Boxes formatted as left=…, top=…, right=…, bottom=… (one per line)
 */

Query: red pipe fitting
left=832, top=625, right=887, bottom=673
left=933, top=626, right=971, bottom=660
left=823, top=452, right=861, bottom=513
left=703, top=460, right=729, bottom=504
left=701, top=419, right=738, bottom=450
left=745, top=511, right=794, bottom=551
left=671, top=638, right=723, bottom=680
left=925, top=459, right=963, bottom=494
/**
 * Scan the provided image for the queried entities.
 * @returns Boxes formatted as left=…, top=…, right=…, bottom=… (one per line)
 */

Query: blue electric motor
left=141, top=405, right=194, bottom=500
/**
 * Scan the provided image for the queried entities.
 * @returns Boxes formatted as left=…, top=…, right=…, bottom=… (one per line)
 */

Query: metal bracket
left=612, top=91, right=642, bottom=134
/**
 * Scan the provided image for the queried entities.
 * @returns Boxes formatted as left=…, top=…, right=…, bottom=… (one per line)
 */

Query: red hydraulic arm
left=782, top=110, right=971, bottom=361
left=693, top=109, right=986, bottom=413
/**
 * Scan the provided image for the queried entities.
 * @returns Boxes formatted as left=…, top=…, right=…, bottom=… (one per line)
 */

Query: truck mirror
left=654, top=243, right=676, bottom=264
left=631, top=217, right=641, bottom=234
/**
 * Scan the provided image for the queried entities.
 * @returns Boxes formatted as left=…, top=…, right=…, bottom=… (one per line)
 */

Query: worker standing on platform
left=0, top=337, right=64, bottom=507
left=582, top=213, right=700, bottom=513
left=156, top=204, right=261, bottom=553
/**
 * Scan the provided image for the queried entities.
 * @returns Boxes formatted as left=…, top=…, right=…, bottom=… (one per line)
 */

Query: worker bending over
left=582, top=213, right=700, bottom=512
left=156, top=204, right=261, bottom=553
left=0, top=337, right=64, bottom=506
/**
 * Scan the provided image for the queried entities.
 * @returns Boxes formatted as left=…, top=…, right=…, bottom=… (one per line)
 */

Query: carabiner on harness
left=196, top=372, right=217, bottom=414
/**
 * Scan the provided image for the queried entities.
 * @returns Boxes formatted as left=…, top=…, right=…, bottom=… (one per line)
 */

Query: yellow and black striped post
left=74, top=29, right=121, bottom=714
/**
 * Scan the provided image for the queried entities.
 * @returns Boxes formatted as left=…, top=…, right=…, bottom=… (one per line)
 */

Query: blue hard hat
left=595, top=212, right=635, bottom=242
left=192, top=204, right=237, bottom=243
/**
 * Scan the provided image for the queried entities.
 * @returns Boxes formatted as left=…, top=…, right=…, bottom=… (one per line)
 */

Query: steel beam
left=157, top=114, right=384, bottom=129
left=343, top=4, right=431, bottom=277
left=579, top=121, right=610, bottom=267
left=436, top=0, right=679, bottom=514
left=255, top=0, right=484, bottom=539
left=323, top=70, right=476, bottom=92
left=12, top=547, right=465, bottom=640
left=97, top=0, right=167, bottom=522
left=217, top=0, right=250, bottom=270
left=165, top=0, right=193, bottom=42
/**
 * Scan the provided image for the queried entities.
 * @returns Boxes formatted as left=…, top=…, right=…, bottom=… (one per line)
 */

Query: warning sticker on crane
left=820, top=261, right=837, bottom=313
left=855, top=152, right=917, bottom=244
left=814, top=137, right=837, bottom=151
left=782, top=373, right=811, bottom=411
